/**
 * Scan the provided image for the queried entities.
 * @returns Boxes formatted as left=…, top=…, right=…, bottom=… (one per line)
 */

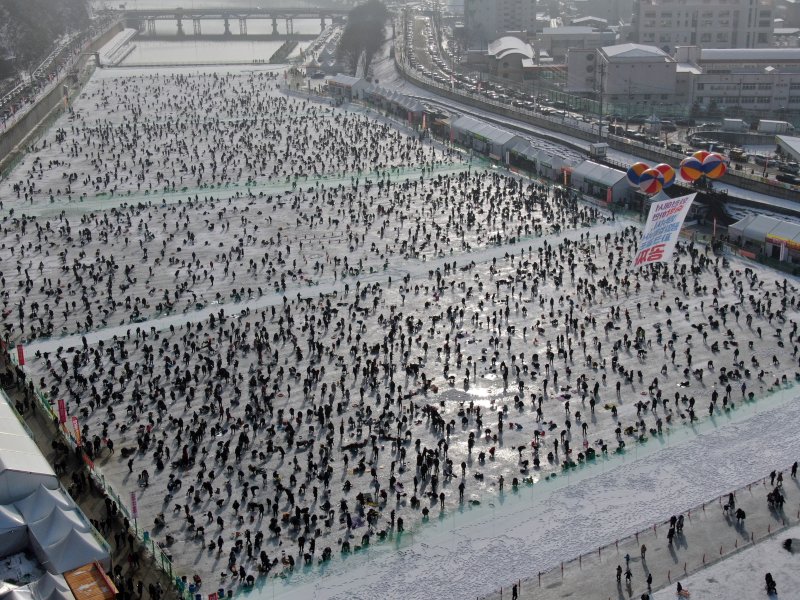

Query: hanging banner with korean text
left=635, top=193, right=695, bottom=267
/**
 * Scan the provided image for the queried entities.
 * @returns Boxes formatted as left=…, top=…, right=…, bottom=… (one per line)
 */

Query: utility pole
left=597, top=61, right=606, bottom=141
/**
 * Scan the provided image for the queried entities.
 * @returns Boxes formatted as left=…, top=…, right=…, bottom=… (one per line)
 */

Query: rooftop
left=700, top=48, right=800, bottom=62
left=571, top=160, right=627, bottom=187
left=601, top=43, right=672, bottom=61
left=487, top=36, right=534, bottom=60
left=541, top=26, right=600, bottom=35
left=326, top=74, right=364, bottom=87
left=451, top=115, right=521, bottom=147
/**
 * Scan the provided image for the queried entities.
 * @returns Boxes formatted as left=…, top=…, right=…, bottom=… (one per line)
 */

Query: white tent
left=0, top=504, right=28, bottom=557
left=1, top=589, right=34, bottom=600
left=15, top=486, right=73, bottom=524
left=29, top=507, right=90, bottom=549
left=28, top=573, right=75, bottom=600
left=0, top=582, right=19, bottom=597
left=40, top=529, right=110, bottom=574
left=0, top=393, right=58, bottom=505
left=0, top=574, right=75, bottom=600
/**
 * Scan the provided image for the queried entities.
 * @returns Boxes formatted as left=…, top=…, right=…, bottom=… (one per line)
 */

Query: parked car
left=776, top=173, right=800, bottom=185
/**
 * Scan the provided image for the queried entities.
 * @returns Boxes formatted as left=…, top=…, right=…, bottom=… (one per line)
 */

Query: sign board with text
left=635, top=194, right=695, bottom=267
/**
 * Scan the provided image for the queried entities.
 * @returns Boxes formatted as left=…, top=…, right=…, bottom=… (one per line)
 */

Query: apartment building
left=567, top=43, right=800, bottom=117
left=631, top=0, right=775, bottom=52
left=464, top=0, right=538, bottom=46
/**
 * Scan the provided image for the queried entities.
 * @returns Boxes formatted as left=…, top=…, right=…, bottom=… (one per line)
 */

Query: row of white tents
left=0, top=484, right=109, bottom=575
left=0, top=390, right=109, bottom=598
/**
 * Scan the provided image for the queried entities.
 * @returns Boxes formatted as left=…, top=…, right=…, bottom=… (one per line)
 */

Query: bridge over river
left=98, top=5, right=351, bottom=37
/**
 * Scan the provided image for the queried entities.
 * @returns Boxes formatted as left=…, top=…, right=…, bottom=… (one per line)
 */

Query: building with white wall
left=631, top=0, right=775, bottom=53
left=601, top=43, right=679, bottom=104
left=676, top=46, right=800, bottom=113
left=538, top=26, right=617, bottom=61
left=464, top=0, right=538, bottom=46
left=567, top=43, right=800, bottom=118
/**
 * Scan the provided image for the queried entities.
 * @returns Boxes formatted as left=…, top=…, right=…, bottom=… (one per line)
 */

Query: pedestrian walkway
left=483, top=469, right=800, bottom=600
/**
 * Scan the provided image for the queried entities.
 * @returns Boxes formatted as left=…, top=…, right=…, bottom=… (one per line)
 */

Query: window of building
left=758, top=83, right=772, bottom=90
left=757, top=33, right=768, bottom=43
left=788, top=97, right=800, bottom=104
left=697, top=83, right=705, bottom=90
left=790, top=83, right=800, bottom=90
left=701, top=32, right=712, bottom=42
left=756, top=96, right=770, bottom=103
left=742, top=83, right=756, bottom=90
left=741, top=96, right=755, bottom=103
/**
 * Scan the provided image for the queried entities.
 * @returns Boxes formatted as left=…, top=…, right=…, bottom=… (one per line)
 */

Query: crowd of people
left=2, top=70, right=800, bottom=592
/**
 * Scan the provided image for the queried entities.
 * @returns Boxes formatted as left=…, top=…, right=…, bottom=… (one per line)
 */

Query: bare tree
left=337, top=0, right=388, bottom=76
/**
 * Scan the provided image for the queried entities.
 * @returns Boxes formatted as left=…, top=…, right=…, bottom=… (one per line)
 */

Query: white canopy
left=15, top=485, right=74, bottom=524
left=0, top=574, right=75, bottom=600
left=28, top=573, right=75, bottom=600
left=0, top=503, right=28, bottom=557
left=41, top=529, right=110, bottom=574
left=29, top=507, right=90, bottom=548
left=0, top=393, right=58, bottom=505
left=2, top=589, right=34, bottom=600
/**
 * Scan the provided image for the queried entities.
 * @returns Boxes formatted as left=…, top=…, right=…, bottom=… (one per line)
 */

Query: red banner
left=58, top=399, right=67, bottom=424
left=16, top=344, right=24, bottom=366
left=130, top=491, right=138, bottom=519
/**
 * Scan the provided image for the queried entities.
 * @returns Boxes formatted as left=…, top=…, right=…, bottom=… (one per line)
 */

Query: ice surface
left=3, top=63, right=800, bottom=600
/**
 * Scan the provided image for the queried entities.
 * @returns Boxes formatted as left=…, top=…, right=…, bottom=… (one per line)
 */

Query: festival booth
left=728, top=214, right=800, bottom=262
left=569, top=160, right=632, bottom=205
left=450, top=116, right=523, bottom=161
left=362, top=85, right=426, bottom=125
left=533, top=149, right=568, bottom=182
left=506, top=139, right=540, bottom=174
left=325, top=74, right=368, bottom=102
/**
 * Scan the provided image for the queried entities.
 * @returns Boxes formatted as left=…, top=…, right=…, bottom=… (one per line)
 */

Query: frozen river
left=3, top=52, right=800, bottom=600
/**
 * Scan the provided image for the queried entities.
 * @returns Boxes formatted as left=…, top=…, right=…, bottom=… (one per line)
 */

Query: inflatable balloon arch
left=626, top=151, right=727, bottom=196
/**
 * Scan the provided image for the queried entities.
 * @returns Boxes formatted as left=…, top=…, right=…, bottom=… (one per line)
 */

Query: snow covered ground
left=3, top=57, right=800, bottom=600
left=653, top=524, right=800, bottom=600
